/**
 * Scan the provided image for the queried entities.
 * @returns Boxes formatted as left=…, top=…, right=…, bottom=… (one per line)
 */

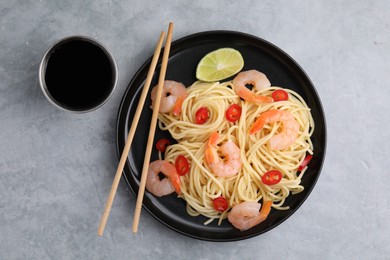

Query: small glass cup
left=39, top=36, right=118, bottom=113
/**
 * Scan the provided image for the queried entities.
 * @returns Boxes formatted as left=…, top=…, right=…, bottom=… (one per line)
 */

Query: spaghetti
left=153, top=79, right=314, bottom=226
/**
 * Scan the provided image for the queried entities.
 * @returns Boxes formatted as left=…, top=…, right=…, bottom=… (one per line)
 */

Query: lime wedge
left=196, top=48, right=244, bottom=82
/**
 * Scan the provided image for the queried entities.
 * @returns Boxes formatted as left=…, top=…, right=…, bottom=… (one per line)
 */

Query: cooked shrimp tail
left=205, top=132, right=221, bottom=170
left=232, top=70, right=273, bottom=103
left=205, top=132, right=242, bottom=178
left=172, top=95, right=186, bottom=116
left=259, top=200, right=272, bottom=219
left=249, top=109, right=299, bottom=150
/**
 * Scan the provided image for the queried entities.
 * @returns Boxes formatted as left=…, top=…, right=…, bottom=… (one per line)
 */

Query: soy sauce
left=44, top=39, right=115, bottom=111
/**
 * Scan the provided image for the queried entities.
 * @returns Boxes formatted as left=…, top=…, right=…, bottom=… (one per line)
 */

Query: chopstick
left=132, top=22, right=174, bottom=233
left=97, top=30, right=166, bottom=237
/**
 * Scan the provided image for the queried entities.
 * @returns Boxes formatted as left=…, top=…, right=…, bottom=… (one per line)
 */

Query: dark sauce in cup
left=43, top=39, right=116, bottom=111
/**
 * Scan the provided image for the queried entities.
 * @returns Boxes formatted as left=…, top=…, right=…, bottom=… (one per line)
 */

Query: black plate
left=116, top=31, right=326, bottom=241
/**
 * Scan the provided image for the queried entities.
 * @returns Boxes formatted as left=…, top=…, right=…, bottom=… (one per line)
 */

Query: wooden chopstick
left=97, top=30, right=166, bottom=237
left=132, top=22, right=174, bottom=233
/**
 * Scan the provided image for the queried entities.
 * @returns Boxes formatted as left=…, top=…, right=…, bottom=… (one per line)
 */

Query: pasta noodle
left=157, top=80, right=314, bottom=225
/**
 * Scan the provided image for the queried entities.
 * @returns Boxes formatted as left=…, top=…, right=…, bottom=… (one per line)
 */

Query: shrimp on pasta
left=149, top=69, right=314, bottom=230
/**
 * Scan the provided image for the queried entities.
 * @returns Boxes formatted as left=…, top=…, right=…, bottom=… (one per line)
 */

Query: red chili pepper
left=212, top=196, right=228, bottom=212
left=225, top=104, right=242, bottom=122
left=272, top=89, right=289, bottom=101
left=262, top=170, right=282, bottom=185
left=175, top=155, right=190, bottom=176
left=195, top=107, right=210, bottom=124
left=155, top=138, right=171, bottom=152
left=298, top=154, right=313, bottom=171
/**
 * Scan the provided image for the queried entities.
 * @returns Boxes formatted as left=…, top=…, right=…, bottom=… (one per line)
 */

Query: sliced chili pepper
left=175, top=155, right=190, bottom=176
left=225, top=104, right=242, bottom=122
left=298, top=154, right=313, bottom=171
left=262, top=170, right=282, bottom=185
left=213, top=196, right=228, bottom=212
left=195, top=107, right=209, bottom=124
left=155, top=138, right=171, bottom=152
left=272, top=89, right=289, bottom=101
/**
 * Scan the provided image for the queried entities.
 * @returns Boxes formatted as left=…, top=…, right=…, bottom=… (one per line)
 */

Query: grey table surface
left=1, top=0, right=389, bottom=259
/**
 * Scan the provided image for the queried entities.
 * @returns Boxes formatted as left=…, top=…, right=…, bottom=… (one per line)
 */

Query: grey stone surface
left=1, top=0, right=389, bottom=259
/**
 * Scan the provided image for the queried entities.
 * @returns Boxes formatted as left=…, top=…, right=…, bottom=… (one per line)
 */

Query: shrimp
left=205, top=132, right=242, bottom=177
left=232, top=70, right=273, bottom=103
left=146, top=160, right=181, bottom=197
left=228, top=201, right=272, bottom=231
left=249, top=109, right=299, bottom=150
left=151, top=80, right=187, bottom=116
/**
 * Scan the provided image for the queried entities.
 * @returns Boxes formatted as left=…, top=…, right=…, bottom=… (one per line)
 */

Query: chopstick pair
left=97, top=22, right=174, bottom=236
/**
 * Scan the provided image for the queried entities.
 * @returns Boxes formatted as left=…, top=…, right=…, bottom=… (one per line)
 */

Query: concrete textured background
left=1, top=0, right=389, bottom=259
